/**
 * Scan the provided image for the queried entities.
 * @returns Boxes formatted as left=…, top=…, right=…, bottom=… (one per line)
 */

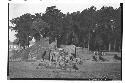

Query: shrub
left=114, top=54, right=121, bottom=60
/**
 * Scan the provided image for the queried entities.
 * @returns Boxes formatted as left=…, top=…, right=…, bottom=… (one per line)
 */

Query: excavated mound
left=18, top=38, right=51, bottom=61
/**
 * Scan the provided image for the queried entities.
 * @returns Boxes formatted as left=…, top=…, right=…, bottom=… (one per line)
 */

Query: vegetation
left=10, top=6, right=122, bottom=52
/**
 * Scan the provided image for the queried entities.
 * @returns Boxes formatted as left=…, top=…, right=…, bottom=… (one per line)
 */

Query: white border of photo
left=0, top=0, right=124, bottom=83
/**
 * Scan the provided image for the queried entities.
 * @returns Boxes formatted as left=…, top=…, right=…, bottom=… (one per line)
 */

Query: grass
left=8, top=60, right=121, bottom=80
left=8, top=48, right=121, bottom=80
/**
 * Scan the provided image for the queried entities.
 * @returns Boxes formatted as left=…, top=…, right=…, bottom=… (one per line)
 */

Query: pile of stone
left=12, top=37, right=83, bottom=70
left=39, top=47, right=82, bottom=70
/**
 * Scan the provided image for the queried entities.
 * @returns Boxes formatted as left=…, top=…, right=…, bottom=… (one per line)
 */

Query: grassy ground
left=8, top=60, right=121, bottom=80
left=8, top=49, right=121, bottom=80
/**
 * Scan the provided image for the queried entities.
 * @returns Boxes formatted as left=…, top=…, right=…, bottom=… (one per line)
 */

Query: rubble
left=14, top=37, right=82, bottom=70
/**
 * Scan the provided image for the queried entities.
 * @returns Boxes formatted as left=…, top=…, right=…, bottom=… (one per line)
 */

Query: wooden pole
left=75, top=46, right=76, bottom=58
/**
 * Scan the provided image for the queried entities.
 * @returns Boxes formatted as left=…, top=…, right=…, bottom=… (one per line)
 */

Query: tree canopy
left=10, top=5, right=122, bottom=52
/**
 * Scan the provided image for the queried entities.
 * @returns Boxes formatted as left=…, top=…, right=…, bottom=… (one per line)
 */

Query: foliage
left=10, top=6, right=122, bottom=51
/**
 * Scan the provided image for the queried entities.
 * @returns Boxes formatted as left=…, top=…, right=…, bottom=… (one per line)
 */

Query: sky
left=9, top=1, right=120, bottom=42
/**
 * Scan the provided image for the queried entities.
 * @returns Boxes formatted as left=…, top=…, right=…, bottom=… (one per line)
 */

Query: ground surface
left=8, top=60, right=121, bottom=80
left=8, top=50, right=121, bottom=80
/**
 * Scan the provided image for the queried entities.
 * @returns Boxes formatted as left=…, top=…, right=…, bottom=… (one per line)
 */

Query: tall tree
left=42, top=6, right=65, bottom=44
left=31, top=18, right=50, bottom=41
left=79, top=6, right=97, bottom=50
left=10, top=13, right=35, bottom=49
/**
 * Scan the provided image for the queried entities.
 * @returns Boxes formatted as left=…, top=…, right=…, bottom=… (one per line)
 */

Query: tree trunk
left=83, top=40, right=85, bottom=48
left=108, top=43, right=111, bottom=52
left=88, top=32, right=90, bottom=51
left=114, top=40, right=116, bottom=51
left=104, top=45, right=106, bottom=50
left=75, top=46, right=76, bottom=58
left=88, top=41, right=89, bottom=51
left=119, top=46, right=121, bottom=52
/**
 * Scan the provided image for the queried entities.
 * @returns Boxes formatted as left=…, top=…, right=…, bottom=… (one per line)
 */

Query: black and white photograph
left=8, top=1, right=122, bottom=81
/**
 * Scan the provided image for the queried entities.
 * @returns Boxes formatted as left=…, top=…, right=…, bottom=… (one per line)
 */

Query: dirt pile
left=9, top=38, right=51, bottom=61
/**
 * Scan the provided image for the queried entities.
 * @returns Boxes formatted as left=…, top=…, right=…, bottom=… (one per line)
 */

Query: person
left=93, top=51, right=98, bottom=61
left=42, top=50, right=46, bottom=61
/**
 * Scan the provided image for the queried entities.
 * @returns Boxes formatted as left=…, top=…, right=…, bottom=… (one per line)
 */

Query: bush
left=92, top=56, right=97, bottom=62
left=114, top=54, right=121, bottom=60
left=99, top=56, right=106, bottom=61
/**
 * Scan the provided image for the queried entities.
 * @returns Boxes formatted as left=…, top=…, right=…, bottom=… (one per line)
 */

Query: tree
left=9, top=6, right=121, bottom=51
left=31, top=18, right=50, bottom=41
left=10, top=13, right=35, bottom=49
left=42, top=6, right=65, bottom=44
left=79, top=6, right=97, bottom=50
left=96, top=6, right=121, bottom=51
